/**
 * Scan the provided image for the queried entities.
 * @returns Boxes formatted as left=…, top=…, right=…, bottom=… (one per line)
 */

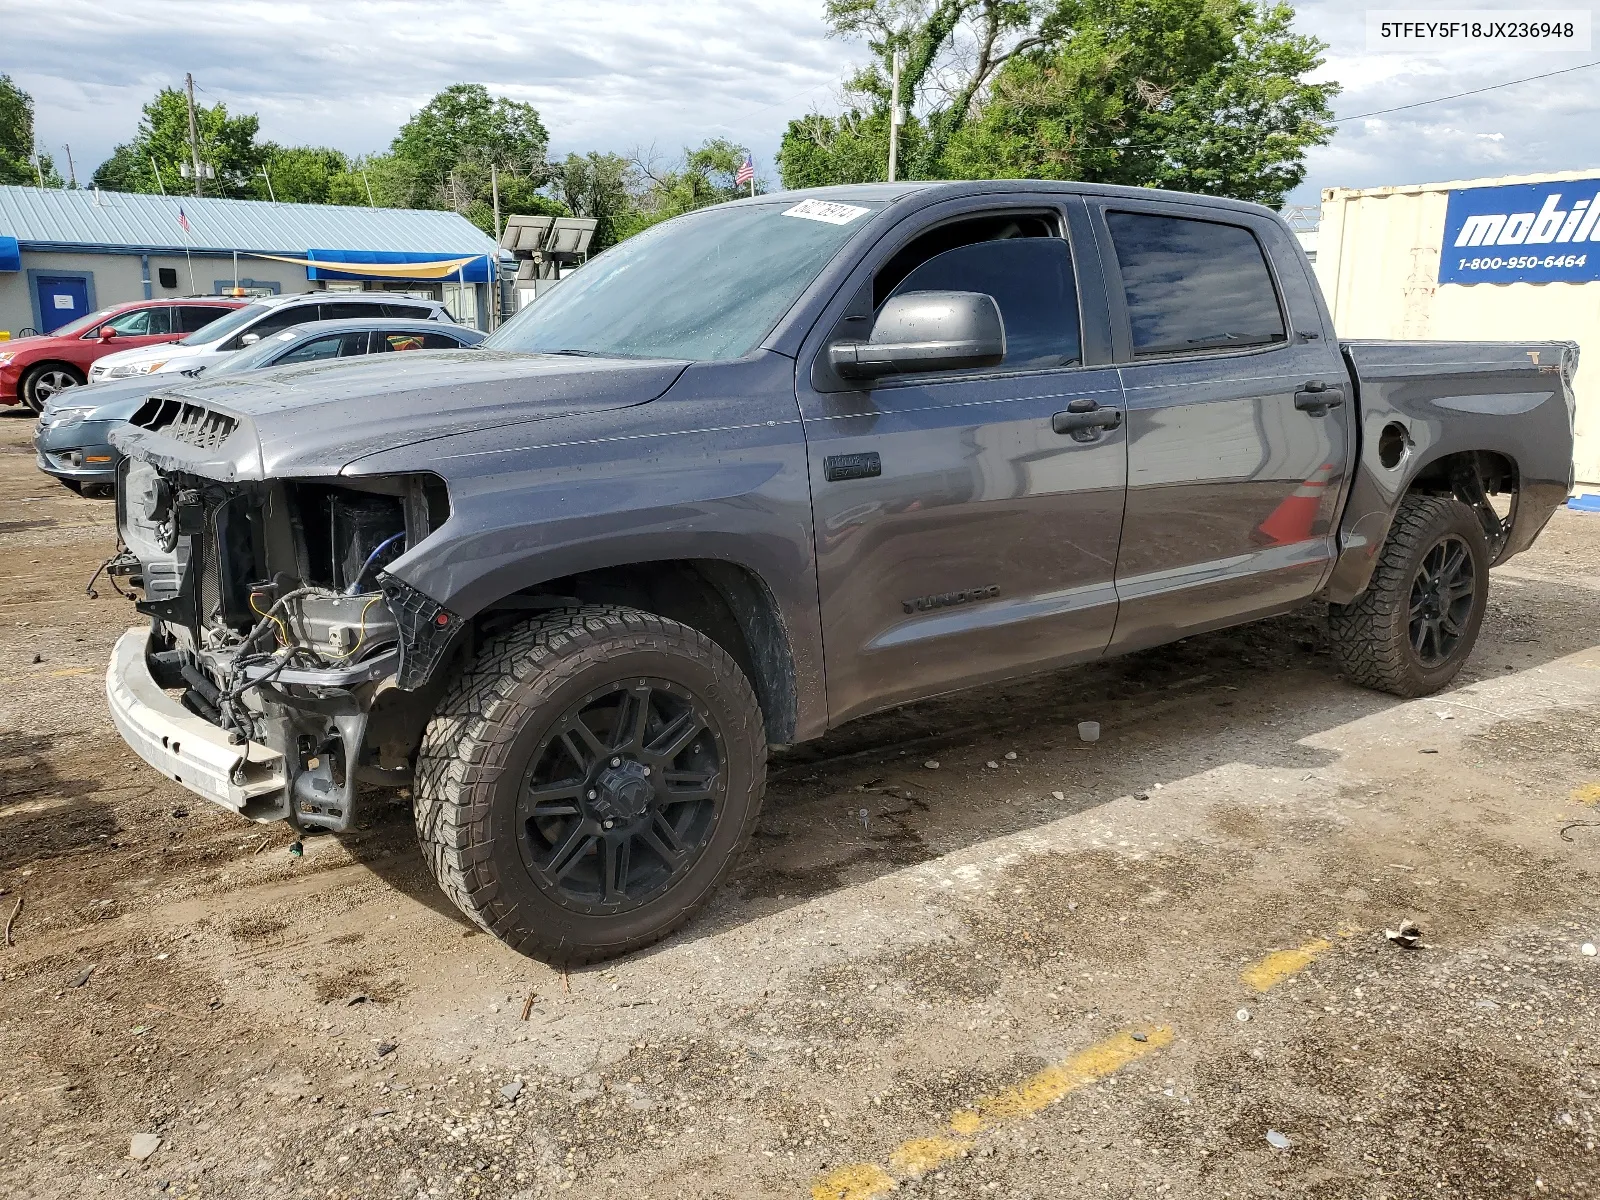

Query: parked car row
left=33, top=317, right=484, bottom=493
left=0, top=298, right=245, bottom=410
left=3, top=289, right=480, bottom=493
left=2, top=290, right=459, bottom=413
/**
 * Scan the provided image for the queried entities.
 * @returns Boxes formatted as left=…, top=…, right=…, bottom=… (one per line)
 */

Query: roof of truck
left=734, top=179, right=1277, bottom=219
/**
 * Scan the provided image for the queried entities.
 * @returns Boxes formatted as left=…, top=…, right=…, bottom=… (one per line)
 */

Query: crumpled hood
left=108, top=349, right=688, bottom=480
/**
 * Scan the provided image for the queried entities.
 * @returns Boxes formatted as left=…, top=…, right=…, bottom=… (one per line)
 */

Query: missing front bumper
left=105, top=627, right=289, bottom=820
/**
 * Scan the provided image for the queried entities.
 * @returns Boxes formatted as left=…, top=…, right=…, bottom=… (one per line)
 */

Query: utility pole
left=63, top=144, right=76, bottom=188
left=184, top=72, right=204, bottom=198
left=887, top=49, right=903, bottom=183
left=491, top=164, right=502, bottom=240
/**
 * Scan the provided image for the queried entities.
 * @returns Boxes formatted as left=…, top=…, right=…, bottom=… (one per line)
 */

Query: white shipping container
left=1316, top=169, right=1600, bottom=484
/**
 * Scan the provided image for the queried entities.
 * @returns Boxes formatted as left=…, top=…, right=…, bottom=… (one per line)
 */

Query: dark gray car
left=35, top=318, right=484, bottom=492
left=100, top=182, right=1575, bottom=964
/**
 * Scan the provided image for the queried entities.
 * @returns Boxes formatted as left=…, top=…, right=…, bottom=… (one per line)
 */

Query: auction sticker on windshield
left=783, top=199, right=872, bottom=225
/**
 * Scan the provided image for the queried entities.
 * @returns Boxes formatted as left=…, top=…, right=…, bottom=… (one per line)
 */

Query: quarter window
left=1106, top=212, right=1286, bottom=357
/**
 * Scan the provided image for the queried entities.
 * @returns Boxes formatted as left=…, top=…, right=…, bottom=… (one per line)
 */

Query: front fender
left=368, top=354, right=828, bottom=741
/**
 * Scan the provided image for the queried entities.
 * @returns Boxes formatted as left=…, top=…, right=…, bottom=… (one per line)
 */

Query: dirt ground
left=1, top=406, right=1598, bottom=1200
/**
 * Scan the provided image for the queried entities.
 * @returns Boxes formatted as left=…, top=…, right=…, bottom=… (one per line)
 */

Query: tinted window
left=887, top=238, right=1080, bottom=371
left=274, top=332, right=367, bottom=364
left=178, top=305, right=230, bottom=333
left=1106, top=213, right=1285, bottom=357
left=226, top=305, right=320, bottom=348
left=319, top=301, right=388, bottom=320
left=381, top=301, right=436, bottom=319
left=419, top=331, right=467, bottom=349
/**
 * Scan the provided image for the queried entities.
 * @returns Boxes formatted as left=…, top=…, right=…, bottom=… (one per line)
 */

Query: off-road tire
left=414, top=604, right=766, bottom=964
left=19, top=362, right=85, bottom=413
left=1327, top=494, right=1490, bottom=697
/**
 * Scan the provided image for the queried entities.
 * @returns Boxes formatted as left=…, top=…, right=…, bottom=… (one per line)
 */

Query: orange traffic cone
left=1256, top=464, right=1334, bottom=546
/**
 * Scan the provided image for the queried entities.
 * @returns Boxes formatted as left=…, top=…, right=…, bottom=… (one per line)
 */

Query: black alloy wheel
left=1407, top=534, right=1476, bottom=667
left=414, top=604, right=767, bottom=964
left=519, top=678, right=725, bottom=914
left=1327, top=493, right=1490, bottom=697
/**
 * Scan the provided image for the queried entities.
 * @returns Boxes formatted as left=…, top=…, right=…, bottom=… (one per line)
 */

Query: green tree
left=551, top=152, right=636, bottom=251
left=389, top=84, right=550, bottom=210
left=948, top=0, right=1337, bottom=204
left=252, top=145, right=349, bottom=203
left=90, top=87, right=267, bottom=198
left=779, top=0, right=1337, bottom=207
left=0, top=75, right=61, bottom=186
left=626, top=139, right=759, bottom=236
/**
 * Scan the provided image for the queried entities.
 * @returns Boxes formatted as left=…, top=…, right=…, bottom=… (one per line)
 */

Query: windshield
left=178, top=301, right=270, bottom=346
left=52, top=309, right=116, bottom=338
left=207, top=328, right=300, bottom=376
left=483, top=199, right=881, bottom=361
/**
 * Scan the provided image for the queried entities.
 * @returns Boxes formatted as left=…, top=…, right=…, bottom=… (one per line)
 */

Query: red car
left=0, top=298, right=246, bottom=412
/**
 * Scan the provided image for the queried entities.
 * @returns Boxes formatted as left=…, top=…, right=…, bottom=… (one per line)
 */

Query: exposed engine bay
left=108, top=454, right=452, bottom=831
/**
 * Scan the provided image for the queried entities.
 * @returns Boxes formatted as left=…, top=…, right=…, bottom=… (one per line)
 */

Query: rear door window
left=178, top=305, right=230, bottom=333
left=1105, top=212, right=1285, bottom=357
left=370, top=330, right=456, bottom=353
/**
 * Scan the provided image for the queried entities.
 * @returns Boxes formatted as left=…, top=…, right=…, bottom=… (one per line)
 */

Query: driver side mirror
left=239, top=333, right=261, bottom=346
left=828, top=290, right=1005, bottom=381
left=97, top=326, right=117, bottom=341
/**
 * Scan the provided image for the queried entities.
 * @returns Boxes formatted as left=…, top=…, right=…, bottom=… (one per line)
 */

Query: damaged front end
left=106, top=396, right=459, bottom=831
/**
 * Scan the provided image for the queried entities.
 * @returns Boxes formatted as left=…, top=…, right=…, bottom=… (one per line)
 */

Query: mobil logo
left=1440, top=178, right=1600, bottom=284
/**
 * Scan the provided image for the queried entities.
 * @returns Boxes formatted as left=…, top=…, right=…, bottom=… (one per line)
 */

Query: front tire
left=1327, top=494, right=1490, bottom=697
left=20, top=363, right=84, bottom=413
left=414, top=605, right=766, bottom=965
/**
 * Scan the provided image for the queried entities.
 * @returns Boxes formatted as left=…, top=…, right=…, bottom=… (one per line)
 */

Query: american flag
left=176, top=206, right=191, bottom=234
left=735, top=154, right=754, bottom=187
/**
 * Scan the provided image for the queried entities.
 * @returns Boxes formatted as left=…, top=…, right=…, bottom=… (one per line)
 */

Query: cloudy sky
left=5, top=0, right=1597, bottom=206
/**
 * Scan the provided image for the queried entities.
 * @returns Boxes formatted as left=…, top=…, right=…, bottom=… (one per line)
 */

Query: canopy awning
left=307, top=249, right=497, bottom=282
left=0, top=236, right=19, bottom=273
left=244, top=249, right=497, bottom=281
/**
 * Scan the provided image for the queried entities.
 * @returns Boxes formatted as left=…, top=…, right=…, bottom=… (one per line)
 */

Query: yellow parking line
left=810, top=1028, right=1172, bottom=1200
left=1572, top=782, right=1600, bottom=806
left=1239, top=938, right=1332, bottom=992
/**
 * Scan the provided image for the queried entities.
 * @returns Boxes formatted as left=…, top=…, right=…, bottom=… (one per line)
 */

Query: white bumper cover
left=105, top=627, right=287, bottom=814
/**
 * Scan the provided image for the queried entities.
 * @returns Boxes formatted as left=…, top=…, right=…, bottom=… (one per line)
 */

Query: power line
left=1336, top=59, right=1600, bottom=123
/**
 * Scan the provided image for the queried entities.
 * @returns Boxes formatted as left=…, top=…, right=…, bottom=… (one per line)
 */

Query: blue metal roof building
left=0, top=185, right=503, bottom=338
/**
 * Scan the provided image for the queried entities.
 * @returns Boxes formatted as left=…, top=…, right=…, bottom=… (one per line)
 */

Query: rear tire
left=1327, top=494, right=1490, bottom=697
left=20, top=363, right=85, bottom=413
left=414, top=604, right=766, bottom=965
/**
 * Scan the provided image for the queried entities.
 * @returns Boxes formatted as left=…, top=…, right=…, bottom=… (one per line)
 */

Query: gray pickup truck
left=101, top=182, right=1576, bottom=963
